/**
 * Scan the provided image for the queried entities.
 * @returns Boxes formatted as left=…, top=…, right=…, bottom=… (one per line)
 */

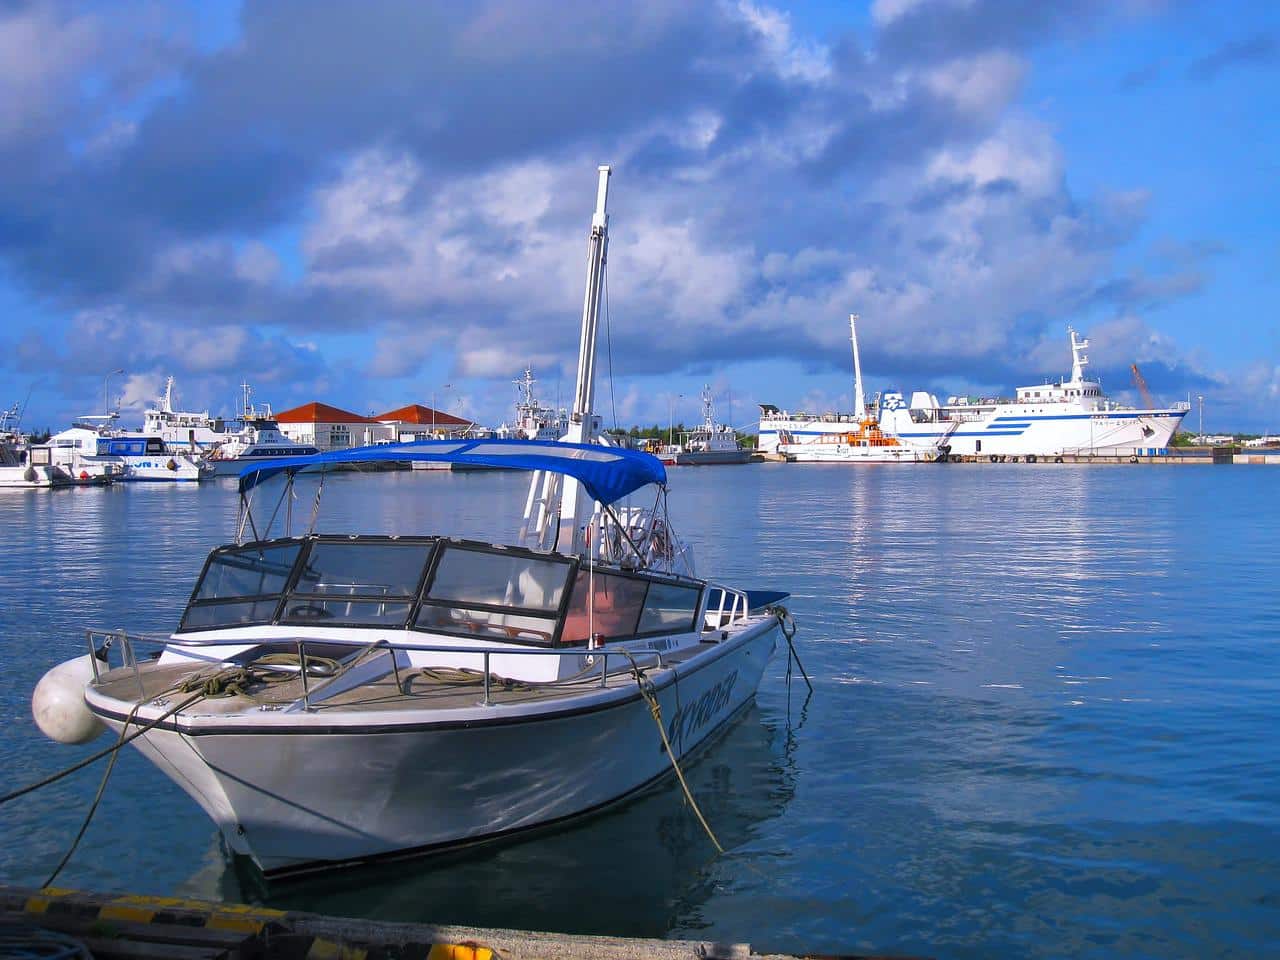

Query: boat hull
left=671, top=450, right=753, bottom=466
left=99, top=622, right=778, bottom=877
left=781, top=443, right=934, bottom=463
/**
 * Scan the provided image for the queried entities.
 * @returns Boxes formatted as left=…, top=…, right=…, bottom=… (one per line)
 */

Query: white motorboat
left=97, top=435, right=209, bottom=482
left=778, top=315, right=952, bottom=464
left=35, top=423, right=124, bottom=484
left=34, top=166, right=795, bottom=880
left=0, top=404, right=70, bottom=489
left=201, top=401, right=321, bottom=477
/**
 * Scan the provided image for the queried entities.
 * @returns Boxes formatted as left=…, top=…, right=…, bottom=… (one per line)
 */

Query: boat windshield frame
left=177, top=534, right=707, bottom=647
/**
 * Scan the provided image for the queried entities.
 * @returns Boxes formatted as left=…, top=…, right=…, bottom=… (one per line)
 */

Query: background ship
left=760, top=328, right=1188, bottom=458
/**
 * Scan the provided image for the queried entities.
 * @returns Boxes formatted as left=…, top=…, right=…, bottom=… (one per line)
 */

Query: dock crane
left=1130, top=363, right=1155, bottom=409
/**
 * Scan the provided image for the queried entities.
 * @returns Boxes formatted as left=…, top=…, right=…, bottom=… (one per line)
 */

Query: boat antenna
left=850, top=313, right=866, bottom=419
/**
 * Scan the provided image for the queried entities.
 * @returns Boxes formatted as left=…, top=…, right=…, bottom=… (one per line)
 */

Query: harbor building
left=274, top=402, right=395, bottom=451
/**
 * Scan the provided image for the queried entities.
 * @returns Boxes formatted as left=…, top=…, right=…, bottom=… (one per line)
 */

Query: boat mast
left=521, top=165, right=611, bottom=556
left=850, top=313, right=866, bottom=419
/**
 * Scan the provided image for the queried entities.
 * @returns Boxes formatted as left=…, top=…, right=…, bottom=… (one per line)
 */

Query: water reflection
left=194, top=704, right=797, bottom=939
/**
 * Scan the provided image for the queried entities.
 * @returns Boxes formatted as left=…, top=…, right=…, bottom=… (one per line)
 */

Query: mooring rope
left=618, top=649, right=725, bottom=855
left=0, top=689, right=207, bottom=808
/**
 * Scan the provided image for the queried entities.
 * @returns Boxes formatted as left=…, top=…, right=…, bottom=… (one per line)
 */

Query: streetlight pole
left=1198, top=395, right=1204, bottom=441
left=668, top=393, right=683, bottom=447
left=103, top=368, right=124, bottom=413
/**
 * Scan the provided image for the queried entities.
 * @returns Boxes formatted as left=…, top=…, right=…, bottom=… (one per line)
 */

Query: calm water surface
left=1, top=464, right=1277, bottom=958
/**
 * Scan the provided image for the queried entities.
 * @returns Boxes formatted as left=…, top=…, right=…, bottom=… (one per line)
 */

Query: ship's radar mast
left=1069, top=327, right=1090, bottom=383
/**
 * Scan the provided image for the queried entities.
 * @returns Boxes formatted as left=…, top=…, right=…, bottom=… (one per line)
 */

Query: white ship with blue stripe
left=760, top=328, right=1189, bottom=458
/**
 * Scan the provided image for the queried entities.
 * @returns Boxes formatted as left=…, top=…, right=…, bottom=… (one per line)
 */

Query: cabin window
left=561, top=570, right=647, bottom=644
left=636, top=581, right=701, bottom=634
left=414, top=545, right=572, bottom=646
left=195, top=542, right=301, bottom=600
left=281, top=539, right=434, bottom=627
left=180, top=541, right=303, bottom=630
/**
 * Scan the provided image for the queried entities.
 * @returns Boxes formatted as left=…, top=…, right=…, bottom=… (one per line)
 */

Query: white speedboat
left=98, top=435, right=208, bottom=482
left=0, top=405, right=69, bottom=489
left=761, top=328, right=1189, bottom=458
left=35, top=166, right=793, bottom=880
left=202, top=406, right=321, bottom=477
left=36, top=423, right=124, bottom=484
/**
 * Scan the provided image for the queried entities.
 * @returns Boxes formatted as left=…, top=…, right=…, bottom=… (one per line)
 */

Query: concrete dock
left=0, top=885, right=927, bottom=960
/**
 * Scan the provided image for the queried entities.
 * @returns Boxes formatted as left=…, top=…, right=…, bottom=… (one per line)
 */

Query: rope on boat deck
left=417, top=666, right=531, bottom=691
left=178, top=654, right=341, bottom=699
left=618, top=649, right=725, bottom=856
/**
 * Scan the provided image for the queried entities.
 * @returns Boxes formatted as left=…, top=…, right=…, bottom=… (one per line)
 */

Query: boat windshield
left=181, top=540, right=304, bottom=630
left=414, top=544, right=573, bottom=647
left=178, top=536, right=704, bottom=645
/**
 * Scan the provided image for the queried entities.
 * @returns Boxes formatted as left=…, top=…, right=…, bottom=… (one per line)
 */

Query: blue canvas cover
left=238, top=438, right=667, bottom=505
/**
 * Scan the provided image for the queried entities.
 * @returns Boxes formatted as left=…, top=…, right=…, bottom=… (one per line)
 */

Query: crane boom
left=1130, top=363, right=1155, bottom=409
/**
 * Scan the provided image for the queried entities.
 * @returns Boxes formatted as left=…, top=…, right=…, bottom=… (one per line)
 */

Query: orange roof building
left=273, top=402, right=395, bottom=450
left=374, top=404, right=473, bottom=429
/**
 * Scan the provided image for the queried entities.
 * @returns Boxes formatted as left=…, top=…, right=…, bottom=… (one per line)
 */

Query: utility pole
left=1197, top=395, right=1204, bottom=441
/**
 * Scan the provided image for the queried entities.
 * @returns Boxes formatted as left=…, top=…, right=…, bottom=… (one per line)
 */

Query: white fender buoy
left=32, top=655, right=105, bottom=745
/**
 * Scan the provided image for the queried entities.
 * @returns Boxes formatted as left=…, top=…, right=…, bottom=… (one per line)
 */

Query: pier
left=0, top=885, right=919, bottom=960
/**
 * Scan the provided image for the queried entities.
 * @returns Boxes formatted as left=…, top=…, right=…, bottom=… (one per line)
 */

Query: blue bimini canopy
left=238, top=438, right=667, bottom=505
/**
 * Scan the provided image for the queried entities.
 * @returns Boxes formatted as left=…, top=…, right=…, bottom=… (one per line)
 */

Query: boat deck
left=90, top=643, right=716, bottom=717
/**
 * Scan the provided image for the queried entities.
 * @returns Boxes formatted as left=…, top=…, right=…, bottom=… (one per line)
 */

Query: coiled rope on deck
left=418, top=666, right=531, bottom=692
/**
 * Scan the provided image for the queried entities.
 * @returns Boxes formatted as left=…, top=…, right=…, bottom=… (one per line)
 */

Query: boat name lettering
left=663, top=669, right=738, bottom=755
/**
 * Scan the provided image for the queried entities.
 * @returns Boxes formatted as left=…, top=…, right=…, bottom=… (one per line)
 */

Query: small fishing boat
left=34, top=167, right=796, bottom=880
left=778, top=315, right=953, bottom=463
left=672, top=387, right=752, bottom=465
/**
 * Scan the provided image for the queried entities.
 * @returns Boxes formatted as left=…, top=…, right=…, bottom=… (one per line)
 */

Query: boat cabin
left=99, top=436, right=169, bottom=457
left=179, top=534, right=712, bottom=654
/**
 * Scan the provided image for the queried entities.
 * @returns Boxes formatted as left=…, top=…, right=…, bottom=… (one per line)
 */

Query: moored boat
left=761, top=327, right=1189, bottom=458
left=672, top=387, right=751, bottom=465
left=33, top=166, right=794, bottom=880
left=778, top=315, right=951, bottom=464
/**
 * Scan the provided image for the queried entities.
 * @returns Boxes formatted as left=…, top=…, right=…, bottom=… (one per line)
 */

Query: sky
left=1, top=0, right=1276, bottom=435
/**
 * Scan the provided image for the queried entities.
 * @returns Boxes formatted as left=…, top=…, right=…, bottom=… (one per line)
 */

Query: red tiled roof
left=274, top=401, right=381, bottom=425
left=374, top=403, right=472, bottom=427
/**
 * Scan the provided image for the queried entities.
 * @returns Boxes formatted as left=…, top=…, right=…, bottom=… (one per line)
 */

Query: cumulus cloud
left=0, top=0, right=1237, bottom=427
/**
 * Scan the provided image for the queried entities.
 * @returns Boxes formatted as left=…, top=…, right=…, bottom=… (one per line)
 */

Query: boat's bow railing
left=82, top=628, right=173, bottom=699
left=80, top=627, right=677, bottom=708
left=705, top=584, right=749, bottom=630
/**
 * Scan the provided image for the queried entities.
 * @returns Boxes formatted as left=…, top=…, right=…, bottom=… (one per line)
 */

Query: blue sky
left=1, top=0, right=1276, bottom=434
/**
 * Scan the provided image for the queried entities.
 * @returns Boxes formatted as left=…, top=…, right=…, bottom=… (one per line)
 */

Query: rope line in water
left=618, top=649, right=725, bottom=855
left=0, top=690, right=206, bottom=808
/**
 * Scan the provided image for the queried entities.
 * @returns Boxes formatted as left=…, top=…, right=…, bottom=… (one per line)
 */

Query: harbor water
left=1, top=464, right=1276, bottom=958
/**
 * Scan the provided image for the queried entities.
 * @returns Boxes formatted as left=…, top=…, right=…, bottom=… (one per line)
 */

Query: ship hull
left=763, top=408, right=1186, bottom=457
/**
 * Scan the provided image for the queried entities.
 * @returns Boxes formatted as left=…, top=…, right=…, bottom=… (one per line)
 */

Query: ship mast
left=850, top=313, right=866, bottom=419
left=1069, top=327, right=1089, bottom=383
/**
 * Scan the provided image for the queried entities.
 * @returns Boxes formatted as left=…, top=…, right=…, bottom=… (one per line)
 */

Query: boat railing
left=83, top=626, right=677, bottom=708
left=706, top=583, right=749, bottom=629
